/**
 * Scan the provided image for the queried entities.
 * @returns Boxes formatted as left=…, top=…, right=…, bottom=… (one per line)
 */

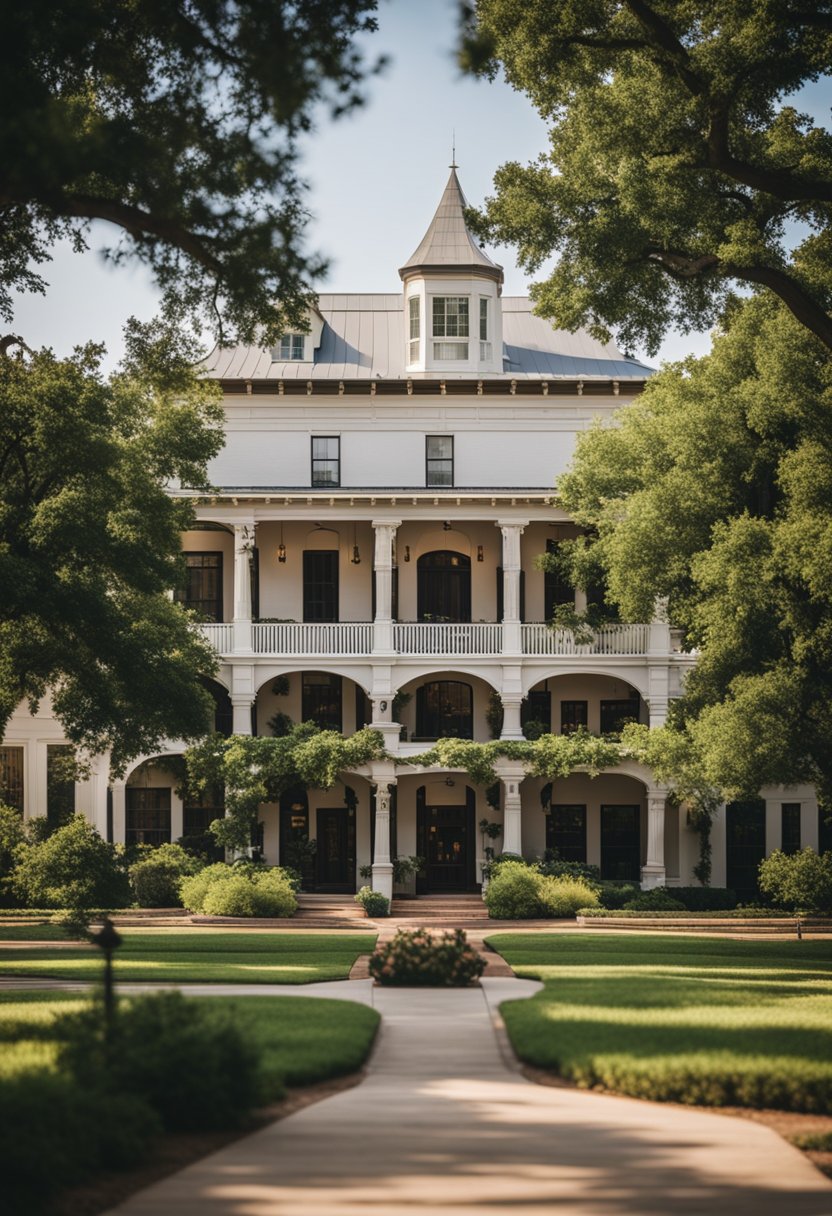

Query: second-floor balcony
left=198, top=620, right=657, bottom=659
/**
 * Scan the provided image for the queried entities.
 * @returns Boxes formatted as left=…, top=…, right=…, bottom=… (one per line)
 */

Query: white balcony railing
left=198, top=622, right=235, bottom=654
left=253, top=622, right=373, bottom=655
left=521, top=622, right=650, bottom=656
left=394, top=622, right=503, bottom=655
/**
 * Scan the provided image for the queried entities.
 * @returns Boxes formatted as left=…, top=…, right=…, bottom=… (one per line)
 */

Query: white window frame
left=278, top=333, right=306, bottom=360
left=408, top=296, right=420, bottom=363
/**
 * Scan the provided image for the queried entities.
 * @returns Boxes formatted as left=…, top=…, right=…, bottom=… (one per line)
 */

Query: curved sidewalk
left=99, top=974, right=832, bottom=1215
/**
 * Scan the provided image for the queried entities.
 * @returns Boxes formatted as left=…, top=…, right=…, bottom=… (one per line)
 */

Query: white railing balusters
left=393, top=623, right=502, bottom=655
left=520, top=622, right=650, bottom=655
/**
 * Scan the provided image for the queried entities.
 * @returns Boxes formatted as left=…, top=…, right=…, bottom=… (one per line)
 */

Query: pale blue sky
left=9, top=0, right=830, bottom=369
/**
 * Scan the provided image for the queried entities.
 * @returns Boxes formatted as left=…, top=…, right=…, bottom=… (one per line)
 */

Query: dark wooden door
left=417, top=551, right=471, bottom=622
left=726, top=800, right=766, bottom=900
left=417, top=799, right=475, bottom=892
left=601, top=804, right=641, bottom=881
left=316, top=808, right=356, bottom=892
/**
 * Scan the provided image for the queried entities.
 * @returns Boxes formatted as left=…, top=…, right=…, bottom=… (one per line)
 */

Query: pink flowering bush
left=369, top=928, right=484, bottom=987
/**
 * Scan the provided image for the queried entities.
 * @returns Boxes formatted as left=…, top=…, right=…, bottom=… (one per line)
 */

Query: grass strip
left=0, top=931, right=377, bottom=984
left=489, top=931, right=832, bottom=1112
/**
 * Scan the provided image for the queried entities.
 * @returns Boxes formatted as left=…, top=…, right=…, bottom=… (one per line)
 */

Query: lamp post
left=90, top=916, right=123, bottom=1040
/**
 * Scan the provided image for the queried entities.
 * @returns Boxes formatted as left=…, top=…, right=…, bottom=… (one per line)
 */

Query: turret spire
left=398, top=166, right=503, bottom=284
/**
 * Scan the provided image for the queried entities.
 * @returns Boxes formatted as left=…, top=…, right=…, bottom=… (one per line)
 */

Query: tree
left=1, top=1, right=381, bottom=343
left=0, top=323, right=225, bottom=770
left=461, top=1, right=832, bottom=355
left=11, top=814, right=130, bottom=908
left=557, top=294, right=832, bottom=802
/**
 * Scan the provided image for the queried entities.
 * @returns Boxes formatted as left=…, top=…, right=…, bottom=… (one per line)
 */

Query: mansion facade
left=2, top=168, right=822, bottom=901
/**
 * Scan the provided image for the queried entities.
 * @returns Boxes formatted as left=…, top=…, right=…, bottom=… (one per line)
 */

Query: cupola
left=399, top=165, right=503, bottom=376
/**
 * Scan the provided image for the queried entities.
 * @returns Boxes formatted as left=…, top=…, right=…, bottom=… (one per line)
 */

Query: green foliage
left=10, top=815, right=129, bottom=910
left=759, top=849, right=832, bottom=914
left=596, top=882, right=640, bottom=910
left=0, top=330, right=224, bottom=770
left=538, top=855, right=601, bottom=884
left=486, top=690, right=504, bottom=739
left=59, top=991, right=259, bottom=1131
left=463, top=3, right=832, bottom=356
left=0, top=804, right=25, bottom=907
left=623, top=888, right=687, bottom=912
left=128, top=843, right=203, bottom=908
left=671, top=886, right=738, bottom=912
left=537, top=875, right=600, bottom=918
left=370, top=928, right=484, bottom=987
left=185, top=725, right=386, bottom=849
left=2, top=1, right=382, bottom=343
left=491, top=932, right=832, bottom=1112
left=484, top=860, right=543, bottom=919
left=354, top=886, right=390, bottom=917
left=180, top=863, right=298, bottom=918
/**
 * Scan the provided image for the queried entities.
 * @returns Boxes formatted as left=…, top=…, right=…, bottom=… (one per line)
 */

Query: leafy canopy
left=0, top=324, right=224, bottom=770
left=1, top=1, right=381, bottom=342
left=557, top=294, right=832, bottom=802
left=462, top=1, right=832, bottom=353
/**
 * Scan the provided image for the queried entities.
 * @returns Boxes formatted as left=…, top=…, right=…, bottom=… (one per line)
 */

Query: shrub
left=671, top=886, right=738, bottom=911
left=354, top=886, right=390, bottom=917
left=370, top=928, right=484, bottom=986
left=129, top=843, right=203, bottom=908
left=181, top=862, right=297, bottom=917
left=538, top=856, right=601, bottom=884
left=623, top=888, right=688, bottom=912
left=538, top=876, right=601, bottom=917
left=10, top=815, right=129, bottom=909
left=597, top=881, right=640, bottom=909
left=484, top=860, right=542, bottom=919
left=0, top=803, right=26, bottom=908
left=0, top=1069, right=159, bottom=1215
left=759, top=849, right=832, bottom=913
left=58, top=991, right=260, bottom=1131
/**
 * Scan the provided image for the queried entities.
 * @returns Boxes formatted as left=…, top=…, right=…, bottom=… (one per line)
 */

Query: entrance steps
left=293, top=893, right=369, bottom=928
left=390, top=894, right=489, bottom=924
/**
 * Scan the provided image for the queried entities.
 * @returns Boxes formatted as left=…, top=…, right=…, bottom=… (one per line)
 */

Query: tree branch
left=704, top=105, right=832, bottom=202
left=622, top=0, right=704, bottom=95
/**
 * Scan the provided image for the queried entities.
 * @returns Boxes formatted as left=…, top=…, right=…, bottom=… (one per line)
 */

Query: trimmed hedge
left=180, top=862, right=297, bottom=918
left=129, top=844, right=203, bottom=908
left=370, top=928, right=484, bottom=986
left=354, top=886, right=390, bottom=917
left=578, top=907, right=805, bottom=919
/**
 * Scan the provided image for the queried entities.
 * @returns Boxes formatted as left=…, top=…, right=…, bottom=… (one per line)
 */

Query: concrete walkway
left=101, top=976, right=832, bottom=1216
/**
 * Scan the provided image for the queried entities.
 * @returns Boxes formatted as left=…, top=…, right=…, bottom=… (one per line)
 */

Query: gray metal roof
left=398, top=168, right=503, bottom=282
left=204, top=294, right=653, bottom=382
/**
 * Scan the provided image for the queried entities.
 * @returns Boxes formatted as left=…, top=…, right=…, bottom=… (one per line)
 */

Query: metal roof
left=204, top=295, right=652, bottom=383
left=398, top=167, right=503, bottom=282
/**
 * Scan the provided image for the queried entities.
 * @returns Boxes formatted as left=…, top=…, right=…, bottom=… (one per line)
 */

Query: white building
left=1, top=168, right=821, bottom=900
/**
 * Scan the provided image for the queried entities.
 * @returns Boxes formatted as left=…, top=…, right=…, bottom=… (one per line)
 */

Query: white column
left=86, top=756, right=110, bottom=837
left=372, top=520, right=400, bottom=654
left=371, top=778, right=395, bottom=901
left=231, top=695, right=254, bottom=735
left=499, top=768, right=525, bottom=857
left=641, top=790, right=667, bottom=888
left=369, top=686, right=402, bottom=753
left=233, top=521, right=255, bottom=653
left=647, top=596, right=671, bottom=725
left=111, top=781, right=127, bottom=845
left=497, top=521, right=528, bottom=655
left=500, top=696, right=524, bottom=741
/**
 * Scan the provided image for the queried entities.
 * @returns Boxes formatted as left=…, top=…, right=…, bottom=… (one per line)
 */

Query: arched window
left=417, top=550, right=471, bottom=622
left=416, top=681, right=473, bottom=740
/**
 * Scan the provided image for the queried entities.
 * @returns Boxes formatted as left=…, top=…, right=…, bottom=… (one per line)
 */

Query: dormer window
left=432, top=296, right=469, bottom=360
left=278, top=333, right=305, bottom=360
left=408, top=296, right=420, bottom=363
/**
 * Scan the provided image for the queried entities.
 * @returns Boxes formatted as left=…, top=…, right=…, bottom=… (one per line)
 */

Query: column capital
left=495, top=519, right=530, bottom=530
left=371, top=518, right=402, bottom=532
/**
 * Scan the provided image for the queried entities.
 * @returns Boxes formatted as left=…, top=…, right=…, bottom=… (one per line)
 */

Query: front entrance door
left=726, top=799, right=766, bottom=901
left=601, top=804, right=641, bottom=881
left=417, top=798, right=475, bottom=892
left=316, top=808, right=356, bottom=892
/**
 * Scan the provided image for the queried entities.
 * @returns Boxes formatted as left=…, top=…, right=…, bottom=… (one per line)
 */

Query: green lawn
left=489, top=932, right=832, bottom=1112
left=0, top=931, right=377, bottom=984
left=0, top=988, right=380, bottom=1097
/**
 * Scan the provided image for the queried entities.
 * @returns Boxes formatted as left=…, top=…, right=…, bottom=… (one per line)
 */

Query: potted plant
left=479, top=818, right=502, bottom=894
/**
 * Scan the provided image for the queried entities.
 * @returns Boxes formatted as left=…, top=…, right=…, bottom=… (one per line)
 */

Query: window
left=544, top=539, right=574, bottom=616
left=183, top=788, right=225, bottom=861
left=820, top=806, right=832, bottom=854
left=311, top=436, right=340, bottom=487
left=561, top=700, right=588, bottom=734
left=408, top=296, right=420, bottom=363
left=600, top=697, right=641, bottom=735
left=547, top=805, right=587, bottom=863
left=426, top=435, right=454, bottom=487
left=417, top=550, right=471, bottom=622
left=726, top=799, right=766, bottom=900
left=0, top=746, right=24, bottom=812
left=416, top=681, right=473, bottom=740
left=432, top=296, right=468, bottom=359
left=479, top=297, right=491, bottom=360
left=523, top=690, right=551, bottom=732
left=303, top=550, right=339, bottom=622
left=601, top=805, right=641, bottom=881
left=302, top=673, right=343, bottom=732
left=176, top=552, right=223, bottom=621
left=277, top=333, right=305, bottom=360
left=125, top=788, right=171, bottom=846
left=781, top=803, right=801, bottom=855
left=47, top=745, right=75, bottom=829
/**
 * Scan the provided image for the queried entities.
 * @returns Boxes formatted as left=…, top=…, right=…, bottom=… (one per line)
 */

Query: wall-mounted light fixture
left=443, top=521, right=451, bottom=532
left=277, top=522, right=287, bottom=564
left=350, top=523, right=361, bottom=565
left=403, top=545, right=411, bottom=562
left=444, top=777, right=455, bottom=788
left=477, top=545, right=484, bottom=562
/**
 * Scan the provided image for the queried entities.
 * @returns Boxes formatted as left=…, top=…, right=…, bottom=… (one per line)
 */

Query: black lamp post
left=90, top=916, right=123, bottom=1039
